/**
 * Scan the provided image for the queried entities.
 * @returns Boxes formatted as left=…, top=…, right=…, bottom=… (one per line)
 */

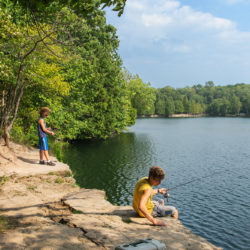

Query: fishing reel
left=163, top=193, right=170, bottom=198
left=163, top=192, right=170, bottom=202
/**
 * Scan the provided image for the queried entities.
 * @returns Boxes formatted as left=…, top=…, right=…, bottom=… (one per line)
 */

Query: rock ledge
left=0, top=142, right=221, bottom=249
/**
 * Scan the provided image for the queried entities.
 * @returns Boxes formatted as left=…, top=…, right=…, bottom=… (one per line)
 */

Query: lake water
left=62, top=118, right=250, bottom=250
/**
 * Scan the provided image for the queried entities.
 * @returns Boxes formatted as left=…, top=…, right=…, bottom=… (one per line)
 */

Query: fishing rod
left=163, top=169, right=228, bottom=199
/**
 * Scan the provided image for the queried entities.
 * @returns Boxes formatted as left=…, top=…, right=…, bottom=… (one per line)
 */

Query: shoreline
left=137, top=113, right=248, bottom=118
left=0, top=141, right=221, bottom=249
left=137, top=114, right=206, bottom=118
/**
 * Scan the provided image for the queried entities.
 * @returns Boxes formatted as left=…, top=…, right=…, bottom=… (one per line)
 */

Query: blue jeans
left=152, top=198, right=177, bottom=217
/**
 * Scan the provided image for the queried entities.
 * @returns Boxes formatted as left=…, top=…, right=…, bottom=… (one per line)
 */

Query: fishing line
left=166, top=169, right=229, bottom=192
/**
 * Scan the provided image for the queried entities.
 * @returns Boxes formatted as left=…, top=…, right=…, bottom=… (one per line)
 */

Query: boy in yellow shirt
left=133, top=166, right=178, bottom=226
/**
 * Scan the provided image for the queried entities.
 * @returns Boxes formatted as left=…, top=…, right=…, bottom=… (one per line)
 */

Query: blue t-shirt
left=38, top=117, right=47, bottom=138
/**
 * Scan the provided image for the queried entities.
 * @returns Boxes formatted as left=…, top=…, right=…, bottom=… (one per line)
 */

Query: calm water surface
left=62, top=118, right=250, bottom=250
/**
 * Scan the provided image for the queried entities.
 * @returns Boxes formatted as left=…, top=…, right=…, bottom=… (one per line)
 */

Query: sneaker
left=47, top=160, right=56, bottom=166
left=39, top=160, right=45, bottom=164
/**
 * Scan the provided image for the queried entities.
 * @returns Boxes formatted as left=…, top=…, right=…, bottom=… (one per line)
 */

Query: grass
left=0, top=216, right=15, bottom=232
left=27, top=185, right=37, bottom=191
left=48, top=172, right=55, bottom=175
left=72, top=210, right=83, bottom=214
left=69, top=183, right=79, bottom=188
left=55, top=177, right=64, bottom=184
left=122, top=218, right=133, bottom=224
left=64, top=171, right=73, bottom=177
left=13, top=190, right=26, bottom=197
left=0, top=216, right=9, bottom=232
left=0, top=176, right=9, bottom=186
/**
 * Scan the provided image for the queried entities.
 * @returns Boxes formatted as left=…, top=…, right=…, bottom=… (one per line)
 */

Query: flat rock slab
left=0, top=223, right=92, bottom=250
left=63, top=189, right=222, bottom=250
left=0, top=142, right=69, bottom=177
left=63, top=189, right=118, bottom=214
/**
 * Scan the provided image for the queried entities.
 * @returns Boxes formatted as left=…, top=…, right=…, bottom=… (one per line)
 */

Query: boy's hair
left=39, top=107, right=51, bottom=116
left=149, top=166, right=165, bottom=180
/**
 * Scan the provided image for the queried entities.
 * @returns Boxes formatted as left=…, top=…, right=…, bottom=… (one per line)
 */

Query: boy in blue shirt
left=38, top=107, right=55, bottom=166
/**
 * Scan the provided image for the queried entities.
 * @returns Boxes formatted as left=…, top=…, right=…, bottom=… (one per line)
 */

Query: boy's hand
left=47, top=128, right=54, bottom=136
left=159, top=188, right=167, bottom=194
left=153, top=220, right=167, bottom=226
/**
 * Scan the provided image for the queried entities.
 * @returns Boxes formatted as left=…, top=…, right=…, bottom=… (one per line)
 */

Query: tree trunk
left=4, top=123, right=10, bottom=147
left=0, top=90, right=5, bottom=131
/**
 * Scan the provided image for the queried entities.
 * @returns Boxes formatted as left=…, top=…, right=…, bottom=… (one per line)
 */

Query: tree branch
left=9, top=81, right=26, bottom=131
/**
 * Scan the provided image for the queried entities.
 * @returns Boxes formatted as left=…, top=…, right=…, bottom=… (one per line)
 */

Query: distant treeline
left=127, top=76, right=250, bottom=117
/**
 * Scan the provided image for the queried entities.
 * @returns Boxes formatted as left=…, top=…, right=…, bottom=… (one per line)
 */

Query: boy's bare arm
left=139, top=189, right=166, bottom=226
left=39, top=119, right=54, bottom=135
left=153, top=188, right=167, bottom=195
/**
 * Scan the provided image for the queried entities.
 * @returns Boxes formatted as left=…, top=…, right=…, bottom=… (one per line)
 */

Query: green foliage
left=165, top=97, right=175, bottom=116
left=0, top=176, right=9, bottom=186
left=134, top=81, right=250, bottom=117
left=122, top=218, right=132, bottom=223
left=72, top=209, right=83, bottom=214
left=0, top=1, right=71, bottom=147
left=27, top=185, right=37, bottom=191
left=1, top=1, right=135, bottom=146
left=55, top=176, right=64, bottom=184
left=64, top=171, right=73, bottom=177
left=10, top=0, right=126, bottom=17
left=57, top=9, right=135, bottom=140
left=0, top=216, right=10, bottom=232
left=48, top=139, right=67, bottom=161
left=127, top=75, right=156, bottom=116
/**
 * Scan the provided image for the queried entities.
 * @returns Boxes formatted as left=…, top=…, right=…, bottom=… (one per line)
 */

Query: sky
left=105, top=0, right=250, bottom=88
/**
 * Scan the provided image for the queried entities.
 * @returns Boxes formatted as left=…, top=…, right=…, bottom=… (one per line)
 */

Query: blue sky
left=105, top=0, right=250, bottom=88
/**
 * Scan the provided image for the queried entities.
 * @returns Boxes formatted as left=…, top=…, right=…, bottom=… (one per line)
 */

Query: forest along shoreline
left=0, top=141, right=221, bottom=249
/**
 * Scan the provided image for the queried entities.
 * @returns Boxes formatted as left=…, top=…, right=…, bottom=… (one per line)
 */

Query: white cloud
left=107, top=0, right=250, bottom=87
left=141, top=14, right=172, bottom=27
left=157, top=1, right=180, bottom=12
left=122, top=0, right=250, bottom=49
left=176, top=6, right=234, bottom=30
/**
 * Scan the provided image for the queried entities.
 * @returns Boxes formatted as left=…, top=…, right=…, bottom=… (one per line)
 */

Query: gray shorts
left=152, top=199, right=177, bottom=217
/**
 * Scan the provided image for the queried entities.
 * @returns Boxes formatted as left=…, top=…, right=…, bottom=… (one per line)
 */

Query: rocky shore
left=0, top=141, right=221, bottom=249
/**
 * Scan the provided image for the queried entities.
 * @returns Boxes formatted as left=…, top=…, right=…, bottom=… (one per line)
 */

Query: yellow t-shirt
left=132, top=177, right=154, bottom=217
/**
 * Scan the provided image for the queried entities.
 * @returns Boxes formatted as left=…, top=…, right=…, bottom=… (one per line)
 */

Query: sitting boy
left=133, top=166, right=178, bottom=226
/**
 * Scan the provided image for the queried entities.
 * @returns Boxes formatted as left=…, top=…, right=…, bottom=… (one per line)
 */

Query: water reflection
left=62, top=132, right=156, bottom=205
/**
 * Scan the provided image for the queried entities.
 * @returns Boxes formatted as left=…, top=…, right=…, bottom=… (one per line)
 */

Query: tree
left=155, top=91, right=166, bottom=115
left=230, top=95, right=241, bottom=115
left=182, top=96, right=190, bottom=113
left=127, top=76, right=156, bottom=116
left=59, top=10, right=135, bottom=139
left=165, top=97, right=175, bottom=116
left=174, top=100, right=184, bottom=114
left=189, top=100, right=203, bottom=114
left=0, top=8, right=69, bottom=146
left=9, top=0, right=127, bottom=16
left=1, top=0, right=135, bottom=145
left=207, top=98, right=230, bottom=116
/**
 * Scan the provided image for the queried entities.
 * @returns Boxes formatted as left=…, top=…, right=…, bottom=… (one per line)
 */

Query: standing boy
left=38, top=107, right=55, bottom=166
left=133, top=166, right=178, bottom=226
